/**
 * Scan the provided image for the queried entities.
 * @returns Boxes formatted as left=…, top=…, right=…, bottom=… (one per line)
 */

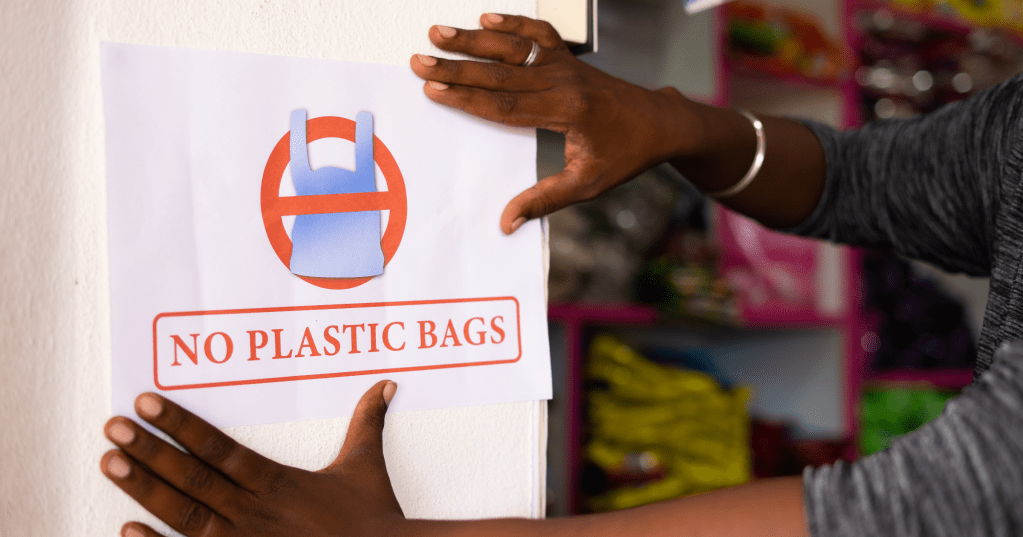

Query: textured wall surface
left=0, top=1, right=543, bottom=535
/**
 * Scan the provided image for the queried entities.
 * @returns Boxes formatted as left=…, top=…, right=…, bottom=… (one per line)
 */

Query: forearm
left=404, top=476, right=807, bottom=537
left=658, top=90, right=827, bottom=229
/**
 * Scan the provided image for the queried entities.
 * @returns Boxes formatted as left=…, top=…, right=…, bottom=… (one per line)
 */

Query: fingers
left=325, top=380, right=396, bottom=472
left=422, top=83, right=562, bottom=129
left=430, top=25, right=550, bottom=66
left=101, top=450, right=232, bottom=537
left=480, top=13, right=566, bottom=50
left=501, top=166, right=597, bottom=234
left=419, top=15, right=597, bottom=234
left=411, top=54, right=554, bottom=92
left=104, top=416, right=246, bottom=518
left=133, top=392, right=284, bottom=494
left=121, top=521, right=166, bottom=537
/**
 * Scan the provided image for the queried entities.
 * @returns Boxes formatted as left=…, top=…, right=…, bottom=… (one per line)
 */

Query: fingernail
left=123, top=525, right=145, bottom=537
left=136, top=394, right=163, bottom=419
left=107, top=454, right=131, bottom=479
left=382, top=381, right=398, bottom=407
left=107, top=421, right=136, bottom=446
left=416, top=54, right=438, bottom=67
left=428, top=80, right=449, bottom=91
left=436, top=25, right=457, bottom=39
left=510, top=217, right=527, bottom=233
left=485, top=13, right=504, bottom=24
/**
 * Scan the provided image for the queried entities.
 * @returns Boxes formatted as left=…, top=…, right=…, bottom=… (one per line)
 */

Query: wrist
left=658, top=95, right=763, bottom=194
left=650, top=86, right=707, bottom=162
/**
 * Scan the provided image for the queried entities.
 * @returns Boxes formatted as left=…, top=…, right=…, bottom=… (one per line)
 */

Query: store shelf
left=860, top=2, right=979, bottom=34
left=741, top=310, right=849, bottom=329
left=548, top=303, right=658, bottom=325
left=548, top=303, right=660, bottom=515
left=856, top=0, right=1023, bottom=42
left=865, top=368, right=975, bottom=390
left=546, top=0, right=992, bottom=516
left=726, top=56, right=849, bottom=90
left=548, top=301, right=864, bottom=513
left=550, top=302, right=848, bottom=331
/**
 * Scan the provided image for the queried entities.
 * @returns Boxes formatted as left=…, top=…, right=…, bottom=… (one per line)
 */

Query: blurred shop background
left=543, top=0, right=1017, bottom=517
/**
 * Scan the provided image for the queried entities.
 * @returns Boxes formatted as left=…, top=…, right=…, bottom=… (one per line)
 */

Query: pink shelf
left=548, top=303, right=658, bottom=325
left=865, top=368, right=975, bottom=390
left=549, top=303, right=847, bottom=330
left=726, top=58, right=849, bottom=90
left=741, top=311, right=847, bottom=329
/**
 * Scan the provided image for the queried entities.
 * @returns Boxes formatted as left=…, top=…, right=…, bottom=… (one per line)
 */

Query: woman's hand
left=100, top=379, right=807, bottom=537
left=100, top=380, right=403, bottom=537
left=411, top=14, right=703, bottom=235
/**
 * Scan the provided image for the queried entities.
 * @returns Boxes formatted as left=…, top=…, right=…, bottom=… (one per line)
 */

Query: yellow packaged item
left=586, top=335, right=752, bottom=511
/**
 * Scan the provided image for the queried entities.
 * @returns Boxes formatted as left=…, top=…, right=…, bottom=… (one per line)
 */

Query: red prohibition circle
left=260, top=116, right=407, bottom=290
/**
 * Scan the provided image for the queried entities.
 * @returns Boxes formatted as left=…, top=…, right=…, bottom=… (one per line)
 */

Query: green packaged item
left=859, top=386, right=955, bottom=455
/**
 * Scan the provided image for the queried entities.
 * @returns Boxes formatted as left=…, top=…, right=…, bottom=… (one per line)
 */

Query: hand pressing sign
left=100, top=378, right=808, bottom=537
left=410, top=14, right=702, bottom=235
left=101, top=381, right=405, bottom=537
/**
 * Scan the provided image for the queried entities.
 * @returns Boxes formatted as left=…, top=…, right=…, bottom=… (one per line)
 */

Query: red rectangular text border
left=152, top=296, right=522, bottom=391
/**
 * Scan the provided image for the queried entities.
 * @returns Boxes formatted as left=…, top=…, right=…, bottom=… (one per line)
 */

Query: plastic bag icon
left=288, top=109, right=385, bottom=278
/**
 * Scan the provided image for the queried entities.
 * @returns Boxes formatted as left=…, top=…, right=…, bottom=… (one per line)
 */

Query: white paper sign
left=102, top=43, right=552, bottom=427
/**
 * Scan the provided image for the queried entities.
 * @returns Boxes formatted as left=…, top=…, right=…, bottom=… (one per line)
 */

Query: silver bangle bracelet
left=708, top=109, right=765, bottom=199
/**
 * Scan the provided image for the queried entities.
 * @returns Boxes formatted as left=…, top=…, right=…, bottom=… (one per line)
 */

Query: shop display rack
left=547, top=0, right=988, bottom=516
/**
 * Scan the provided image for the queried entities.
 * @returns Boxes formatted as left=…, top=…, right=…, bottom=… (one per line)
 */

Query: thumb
left=500, top=166, right=592, bottom=235
left=323, top=380, right=396, bottom=472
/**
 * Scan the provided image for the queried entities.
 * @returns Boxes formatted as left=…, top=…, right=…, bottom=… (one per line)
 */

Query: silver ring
left=521, top=41, right=541, bottom=67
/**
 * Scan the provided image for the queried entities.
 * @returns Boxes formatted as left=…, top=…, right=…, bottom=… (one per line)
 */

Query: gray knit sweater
left=790, top=75, right=1023, bottom=536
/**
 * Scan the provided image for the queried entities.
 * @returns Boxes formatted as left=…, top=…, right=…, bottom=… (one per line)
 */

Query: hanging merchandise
left=547, top=168, right=680, bottom=304
left=873, top=0, right=1023, bottom=31
left=944, top=0, right=1001, bottom=25
left=861, top=251, right=975, bottom=370
left=726, top=1, right=853, bottom=82
left=584, top=336, right=751, bottom=511
left=855, top=4, right=1023, bottom=121
left=635, top=193, right=741, bottom=325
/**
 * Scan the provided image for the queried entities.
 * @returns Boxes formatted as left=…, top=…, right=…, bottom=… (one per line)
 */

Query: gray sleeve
left=803, top=340, right=1023, bottom=536
left=784, top=74, right=1023, bottom=277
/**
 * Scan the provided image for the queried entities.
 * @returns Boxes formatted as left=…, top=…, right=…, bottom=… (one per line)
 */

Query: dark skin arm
left=410, top=14, right=827, bottom=232
left=102, top=382, right=806, bottom=537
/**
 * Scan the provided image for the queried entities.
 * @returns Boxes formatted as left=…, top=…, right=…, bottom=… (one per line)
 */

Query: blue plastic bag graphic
left=288, top=110, right=385, bottom=278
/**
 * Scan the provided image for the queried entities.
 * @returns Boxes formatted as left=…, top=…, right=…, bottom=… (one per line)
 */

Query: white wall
left=0, top=1, right=545, bottom=535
